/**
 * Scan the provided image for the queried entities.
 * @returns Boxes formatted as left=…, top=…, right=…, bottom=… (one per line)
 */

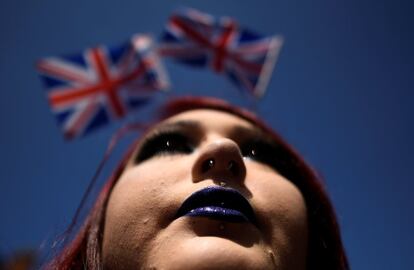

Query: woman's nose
left=192, top=138, right=246, bottom=185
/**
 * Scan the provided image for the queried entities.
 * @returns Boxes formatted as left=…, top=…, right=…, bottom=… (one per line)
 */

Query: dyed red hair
left=45, top=96, right=349, bottom=269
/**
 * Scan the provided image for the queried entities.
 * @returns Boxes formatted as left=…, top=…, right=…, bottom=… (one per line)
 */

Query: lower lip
left=184, top=206, right=249, bottom=223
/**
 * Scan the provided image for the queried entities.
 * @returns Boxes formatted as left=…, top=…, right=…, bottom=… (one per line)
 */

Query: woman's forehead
left=160, top=109, right=255, bottom=132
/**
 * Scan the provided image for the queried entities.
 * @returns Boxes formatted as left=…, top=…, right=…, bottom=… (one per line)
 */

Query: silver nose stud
left=201, top=158, right=215, bottom=173
left=201, top=158, right=238, bottom=178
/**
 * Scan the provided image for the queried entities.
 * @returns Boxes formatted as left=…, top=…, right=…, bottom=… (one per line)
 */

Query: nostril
left=201, top=158, right=215, bottom=173
left=192, top=139, right=246, bottom=184
left=227, top=160, right=239, bottom=176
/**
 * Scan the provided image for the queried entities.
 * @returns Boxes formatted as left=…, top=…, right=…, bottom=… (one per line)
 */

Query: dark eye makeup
left=135, top=130, right=195, bottom=163
left=134, top=123, right=292, bottom=175
left=240, top=138, right=285, bottom=170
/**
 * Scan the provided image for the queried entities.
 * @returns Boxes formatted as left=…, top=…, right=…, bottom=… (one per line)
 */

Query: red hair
left=45, top=96, right=349, bottom=269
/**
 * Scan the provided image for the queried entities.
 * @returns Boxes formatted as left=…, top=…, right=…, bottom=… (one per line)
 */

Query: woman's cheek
left=245, top=164, right=308, bottom=269
left=103, top=157, right=192, bottom=267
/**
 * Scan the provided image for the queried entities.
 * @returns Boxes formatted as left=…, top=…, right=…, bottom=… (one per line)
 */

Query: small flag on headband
left=37, top=34, right=169, bottom=139
left=159, top=8, right=283, bottom=98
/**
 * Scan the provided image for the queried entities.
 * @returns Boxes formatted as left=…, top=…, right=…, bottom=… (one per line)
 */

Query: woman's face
left=102, top=109, right=308, bottom=270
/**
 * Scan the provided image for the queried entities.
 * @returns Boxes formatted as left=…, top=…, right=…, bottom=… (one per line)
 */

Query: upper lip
left=175, top=186, right=257, bottom=226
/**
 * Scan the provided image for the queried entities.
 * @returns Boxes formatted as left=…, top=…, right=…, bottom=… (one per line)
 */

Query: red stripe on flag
left=49, top=58, right=149, bottom=109
left=170, top=16, right=214, bottom=50
left=212, top=21, right=237, bottom=72
left=171, top=16, right=256, bottom=74
left=90, top=48, right=126, bottom=118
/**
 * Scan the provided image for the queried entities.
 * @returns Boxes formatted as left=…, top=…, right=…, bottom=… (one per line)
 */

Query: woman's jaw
left=102, top=109, right=308, bottom=270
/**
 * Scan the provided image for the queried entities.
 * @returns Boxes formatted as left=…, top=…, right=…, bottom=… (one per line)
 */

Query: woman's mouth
left=175, top=186, right=257, bottom=226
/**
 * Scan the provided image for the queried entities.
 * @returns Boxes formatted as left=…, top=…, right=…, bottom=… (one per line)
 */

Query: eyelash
left=240, top=140, right=285, bottom=170
left=135, top=131, right=287, bottom=172
left=135, top=131, right=194, bottom=163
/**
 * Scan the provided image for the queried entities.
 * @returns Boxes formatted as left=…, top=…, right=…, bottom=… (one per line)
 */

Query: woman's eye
left=241, top=141, right=282, bottom=170
left=135, top=133, right=193, bottom=163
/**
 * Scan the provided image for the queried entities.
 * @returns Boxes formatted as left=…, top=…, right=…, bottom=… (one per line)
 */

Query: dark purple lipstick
left=176, top=186, right=257, bottom=225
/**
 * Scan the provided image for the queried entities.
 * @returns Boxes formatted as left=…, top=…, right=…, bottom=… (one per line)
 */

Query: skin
left=102, top=109, right=308, bottom=270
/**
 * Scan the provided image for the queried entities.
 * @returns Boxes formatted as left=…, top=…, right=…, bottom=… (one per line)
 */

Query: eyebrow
left=155, top=120, right=203, bottom=133
left=157, top=121, right=273, bottom=144
left=146, top=120, right=273, bottom=147
left=231, top=125, right=273, bottom=143
left=143, top=120, right=204, bottom=141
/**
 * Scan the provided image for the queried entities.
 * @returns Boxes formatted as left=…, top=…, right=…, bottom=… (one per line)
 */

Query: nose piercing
left=201, top=158, right=215, bottom=173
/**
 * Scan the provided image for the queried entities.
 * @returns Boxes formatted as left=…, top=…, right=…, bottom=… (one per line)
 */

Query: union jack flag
left=37, top=35, right=169, bottom=139
left=159, top=8, right=283, bottom=98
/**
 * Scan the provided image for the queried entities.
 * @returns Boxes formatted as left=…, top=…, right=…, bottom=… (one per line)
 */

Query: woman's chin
left=145, top=234, right=275, bottom=270
left=139, top=216, right=275, bottom=269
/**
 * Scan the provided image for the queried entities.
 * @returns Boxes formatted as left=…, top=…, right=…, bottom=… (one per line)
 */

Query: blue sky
left=0, top=0, right=413, bottom=269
